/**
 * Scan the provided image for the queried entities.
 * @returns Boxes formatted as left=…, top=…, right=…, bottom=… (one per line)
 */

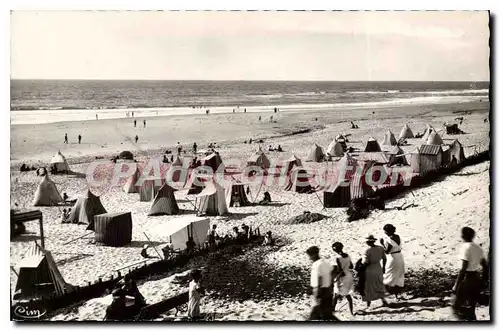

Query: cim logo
left=12, top=303, right=46, bottom=320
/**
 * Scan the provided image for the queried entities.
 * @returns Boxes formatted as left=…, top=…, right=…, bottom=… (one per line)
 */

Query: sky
left=10, top=11, right=490, bottom=81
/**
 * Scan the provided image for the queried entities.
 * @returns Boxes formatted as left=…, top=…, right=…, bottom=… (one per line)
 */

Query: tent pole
left=253, top=182, right=264, bottom=204
left=63, top=231, right=93, bottom=245
left=143, top=232, right=163, bottom=260
left=10, top=266, right=18, bottom=277
left=40, top=214, right=45, bottom=249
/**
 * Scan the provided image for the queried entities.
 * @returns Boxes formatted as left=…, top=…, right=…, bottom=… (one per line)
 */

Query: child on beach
left=188, top=269, right=204, bottom=320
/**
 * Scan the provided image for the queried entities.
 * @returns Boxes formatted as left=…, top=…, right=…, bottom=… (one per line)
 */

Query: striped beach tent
left=14, top=242, right=72, bottom=299
left=123, top=167, right=140, bottom=193
left=194, top=181, right=228, bottom=216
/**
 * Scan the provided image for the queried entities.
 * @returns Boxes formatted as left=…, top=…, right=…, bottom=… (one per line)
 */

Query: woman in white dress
left=331, top=242, right=354, bottom=315
left=380, top=224, right=405, bottom=298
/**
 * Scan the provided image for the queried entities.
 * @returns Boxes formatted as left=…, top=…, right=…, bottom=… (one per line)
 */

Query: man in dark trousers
left=452, top=227, right=488, bottom=321
left=134, top=120, right=137, bottom=127
left=64, top=133, right=68, bottom=144
left=193, top=142, right=198, bottom=154
left=78, top=134, right=82, bottom=144
left=143, top=120, right=146, bottom=128
left=135, top=135, right=139, bottom=144
left=306, top=246, right=335, bottom=321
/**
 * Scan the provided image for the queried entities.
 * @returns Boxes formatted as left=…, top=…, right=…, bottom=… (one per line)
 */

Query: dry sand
left=10, top=100, right=490, bottom=321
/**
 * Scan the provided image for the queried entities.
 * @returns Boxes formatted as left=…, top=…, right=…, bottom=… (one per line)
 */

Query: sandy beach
left=10, top=100, right=490, bottom=321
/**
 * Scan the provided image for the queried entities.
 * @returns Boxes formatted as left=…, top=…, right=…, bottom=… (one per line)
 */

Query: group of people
left=104, top=274, right=147, bottom=321
left=133, top=119, right=147, bottom=128
left=306, top=224, right=406, bottom=320
left=64, top=133, right=82, bottom=144
left=306, top=225, right=488, bottom=321
left=268, top=145, right=283, bottom=152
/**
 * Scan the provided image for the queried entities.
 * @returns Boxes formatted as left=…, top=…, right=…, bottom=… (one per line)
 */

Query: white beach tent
left=151, top=215, right=210, bottom=251
left=326, top=140, right=344, bottom=157
left=50, top=151, right=70, bottom=172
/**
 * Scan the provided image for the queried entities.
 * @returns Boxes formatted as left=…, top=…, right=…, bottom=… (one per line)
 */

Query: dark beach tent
left=14, top=242, right=72, bottom=300
left=327, top=140, right=344, bottom=157
left=306, top=143, right=325, bottom=162
left=118, top=151, right=134, bottom=160
left=202, top=153, right=224, bottom=173
left=33, top=174, right=64, bottom=206
left=399, top=124, right=415, bottom=139
left=247, top=148, right=271, bottom=169
left=123, top=168, right=140, bottom=193
left=224, top=181, right=251, bottom=207
left=50, top=151, right=70, bottom=173
left=184, top=172, right=210, bottom=195
left=285, top=168, right=313, bottom=193
left=364, top=137, right=382, bottom=152
left=148, top=183, right=179, bottom=216
left=172, top=156, right=183, bottom=167
left=323, top=180, right=351, bottom=208
left=194, top=181, right=229, bottom=216
left=66, top=190, right=107, bottom=227
left=94, top=212, right=133, bottom=247
left=381, top=130, right=398, bottom=146
left=388, top=146, right=409, bottom=166
left=139, top=179, right=161, bottom=202
left=426, top=131, right=444, bottom=145
left=284, top=154, right=303, bottom=174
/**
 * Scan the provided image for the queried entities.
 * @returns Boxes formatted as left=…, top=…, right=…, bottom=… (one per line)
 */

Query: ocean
left=11, top=80, right=489, bottom=111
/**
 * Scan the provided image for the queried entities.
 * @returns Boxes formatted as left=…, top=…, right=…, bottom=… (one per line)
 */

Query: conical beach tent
left=399, top=124, right=414, bottom=139
left=381, top=130, right=398, bottom=146
left=247, top=149, right=271, bottom=169
left=50, top=151, right=70, bottom=173
left=388, top=146, right=409, bottom=166
left=306, top=143, right=325, bottom=162
left=449, top=140, right=466, bottom=165
left=364, top=137, right=382, bottom=152
left=184, top=172, right=210, bottom=195
left=326, top=140, right=344, bottom=157
left=284, top=154, right=303, bottom=174
left=224, top=181, right=251, bottom=207
left=172, top=156, right=183, bottom=166
left=285, top=168, right=313, bottom=193
left=123, top=168, right=140, bottom=193
left=148, top=183, right=179, bottom=216
left=33, top=174, right=64, bottom=206
left=194, top=181, right=228, bottom=216
left=426, top=131, right=444, bottom=145
left=66, top=190, right=107, bottom=228
left=422, top=125, right=434, bottom=142
left=202, top=153, right=224, bottom=172
left=14, top=242, right=72, bottom=300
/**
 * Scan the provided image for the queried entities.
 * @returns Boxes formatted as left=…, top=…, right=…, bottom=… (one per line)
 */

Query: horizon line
left=10, top=78, right=491, bottom=83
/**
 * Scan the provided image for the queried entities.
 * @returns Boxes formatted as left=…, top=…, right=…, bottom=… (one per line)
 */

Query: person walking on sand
left=188, top=269, right=204, bottom=320
left=78, top=134, right=82, bottom=144
left=134, top=120, right=137, bottom=128
left=135, top=135, right=139, bottom=144
left=361, top=235, right=388, bottom=310
left=64, top=133, right=68, bottom=144
left=332, top=242, right=355, bottom=315
left=306, top=246, right=334, bottom=320
left=380, top=224, right=405, bottom=298
left=177, top=142, right=182, bottom=155
left=452, top=227, right=488, bottom=321
left=143, top=120, right=146, bottom=128
left=96, top=114, right=98, bottom=120
left=132, top=111, right=134, bottom=117
left=258, top=116, right=261, bottom=121
left=193, top=142, right=198, bottom=154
